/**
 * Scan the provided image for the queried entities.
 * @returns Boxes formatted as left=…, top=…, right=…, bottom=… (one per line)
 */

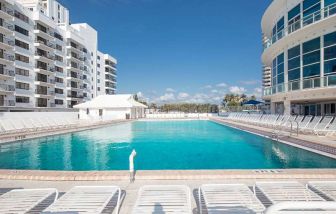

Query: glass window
left=288, top=57, right=300, bottom=70
left=303, top=63, right=320, bottom=77
left=303, top=37, right=320, bottom=53
left=288, top=5, right=301, bottom=20
left=288, top=68, right=301, bottom=80
left=288, top=45, right=300, bottom=59
left=325, top=0, right=336, bottom=6
left=324, top=32, right=336, bottom=48
left=325, top=46, right=336, bottom=60
left=277, top=53, right=284, bottom=64
left=325, top=59, right=336, bottom=74
left=303, top=50, right=320, bottom=65
left=303, top=0, right=320, bottom=10
left=277, top=73, right=284, bottom=84
left=277, top=64, right=284, bottom=74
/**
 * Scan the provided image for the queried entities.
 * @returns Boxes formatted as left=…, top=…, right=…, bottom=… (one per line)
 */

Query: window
left=303, top=0, right=321, bottom=26
left=55, top=88, right=63, bottom=94
left=16, top=96, right=29, bottom=103
left=55, top=44, right=62, bottom=51
left=324, top=31, right=336, bottom=74
left=14, top=11, right=29, bottom=23
left=55, top=99, right=63, bottom=105
left=15, top=25, right=29, bottom=36
left=15, top=53, right=29, bottom=63
left=55, top=55, right=63, bottom=62
left=303, top=37, right=320, bottom=78
left=54, top=32, right=63, bottom=41
left=15, top=82, right=29, bottom=90
left=15, top=67, right=29, bottom=76
left=55, top=66, right=63, bottom=73
left=288, top=4, right=301, bottom=33
left=15, top=39, right=29, bottom=50
left=288, top=45, right=301, bottom=81
left=55, top=77, right=63, bottom=83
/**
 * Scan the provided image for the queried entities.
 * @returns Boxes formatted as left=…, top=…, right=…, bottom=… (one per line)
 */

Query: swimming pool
left=0, top=120, right=335, bottom=170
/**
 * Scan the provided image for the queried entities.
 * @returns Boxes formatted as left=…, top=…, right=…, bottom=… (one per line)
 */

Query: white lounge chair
left=314, top=116, right=334, bottom=135
left=308, top=181, right=336, bottom=201
left=132, top=185, right=191, bottom=214
left=255, top=181, right=324, bottom=204
left=265, top=201, right=336, bottom=213
left=43, top=186, right=121, bottom=214
left=0, top=119, right=18, bottom=134
left=298, top=115, right=313, bottom=129
left=0, top=188, right=58, bottom=214
left=199, top=184, right=265, bottom=214
left=301, top=116, right=322, bottom=133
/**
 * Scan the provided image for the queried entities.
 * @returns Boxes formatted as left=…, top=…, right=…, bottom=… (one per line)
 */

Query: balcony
left=0, top=53, right=14, bottom=64
left=35, top=65, right=55, bottom=75
left=0, top=36, right=14, bottom=49
left=0, top=83, right=15, bottom=93
left=0, top=19, right=14, bottom=34
left=263, top=3, right=336, bottom=50
left=263, top=75, right=336, bottom=97
left=0, top=6, right=14, bottom=19
left=35, top=76, right=55, bottom=85
left=34, top=39, right=55, bottom=51
left=35, top=51, right=54, bottom=62
left=0, top=67, right=14, bottom=79
left=34, top=26, right=54, bottom=40
left=35, top=89, right=55, bottom=97
left=0, top=99, right=15, bottom=107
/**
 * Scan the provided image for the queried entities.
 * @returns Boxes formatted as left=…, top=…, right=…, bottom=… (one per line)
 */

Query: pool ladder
left=271, top=120, right=299, bottom=141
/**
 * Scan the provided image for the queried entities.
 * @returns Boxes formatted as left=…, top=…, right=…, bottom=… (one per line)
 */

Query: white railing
left=0, top=68, right=14, bottom=77
left=263, top=3, right=336, bottom=50
left=0, top=83, right=15, bottom=92
left=263, top=74, right=336, bottom=96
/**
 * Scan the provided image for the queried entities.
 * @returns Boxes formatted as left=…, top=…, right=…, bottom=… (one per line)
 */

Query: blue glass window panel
left=325, top=0, right=336, bottom=6
left=303, top=37, right=320, bottom=53
left=325, top=46, right=336, bottom=60
left=288, top=57, right=300, bottom=70
left=303, top=63, right=320, bottom=77
left=325, top=59, right=336, bottom=74
left=303, top=50, right=320, bottom=65
left=277, top=17, right=284, bottom=30
left=272, top=77, right=277, bottom=85
left=288, top=45, right=300, bottom=59
left=272, top=26, right=276, bottom=36
left=288, top=68, right=301, bottom=80
left=277, top=73, right=284, bottom=84
left=324, top=32, right=336, bottom=47
left=277, top=64, right=284, bottom=74
left=277, top=53, right=284, bottom=64
left=288, top=5, right=301, bottom=20
left=303, top=0, right=320, bottom=10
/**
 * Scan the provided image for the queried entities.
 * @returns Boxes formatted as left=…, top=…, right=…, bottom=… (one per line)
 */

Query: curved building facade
left=262, top=0, right=336, bottom=115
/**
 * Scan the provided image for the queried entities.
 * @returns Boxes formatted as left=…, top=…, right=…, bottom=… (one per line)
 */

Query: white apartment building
left=262, top=0, right=336, bottom=116
left=0, top=0, right=117, bottom=111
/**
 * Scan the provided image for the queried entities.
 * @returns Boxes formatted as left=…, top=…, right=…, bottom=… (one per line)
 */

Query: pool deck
left=0, top=169, right=336, bottom=214
left=211, top=117, right=336, bottom=159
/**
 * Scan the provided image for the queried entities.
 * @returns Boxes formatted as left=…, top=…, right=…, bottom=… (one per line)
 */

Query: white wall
left=0, top=112, right=78, bottom=120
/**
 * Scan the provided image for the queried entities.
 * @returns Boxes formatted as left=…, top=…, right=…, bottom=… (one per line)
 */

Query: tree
left=250, top=95, right=257, bottom=100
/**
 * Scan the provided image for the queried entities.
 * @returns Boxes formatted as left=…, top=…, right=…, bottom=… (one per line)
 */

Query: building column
left=271, top=102, right=276, bottom=114
left=284, top=99, right=291, bottom=115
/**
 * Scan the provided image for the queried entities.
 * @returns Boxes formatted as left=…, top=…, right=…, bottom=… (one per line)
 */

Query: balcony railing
left=263, top=74, right=336, bottom=96
left=0, top=53, right=14, bottom=61
left=0, top=68, right=14, bottom=77
left=35, top=52, right=54, bottom=60
left=35, top=89, right=55, bottom=95
left=35, top=76, right=55, bottom=84
left=0, top=99, right=15, bottom=107
left=0, top=20, right=14, bottom=31
left=34, top=26, right=54, bottom=37
left=263, top=3, right=336, bottom=50
left=35, top=40, right=55, bottom=49
left=36, top=65, right=55, bottom=72
left=0, top=83, right=15, bottom=92
left=0, top=6, right=14, bottom=16
left=0, top=36, right=14, bottom=46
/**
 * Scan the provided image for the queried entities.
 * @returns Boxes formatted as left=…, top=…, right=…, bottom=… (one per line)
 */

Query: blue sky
left=59, top=0, right=271, bottom=104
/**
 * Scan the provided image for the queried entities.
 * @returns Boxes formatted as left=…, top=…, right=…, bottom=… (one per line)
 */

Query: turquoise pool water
left=0, top=120, right=335, bottom=170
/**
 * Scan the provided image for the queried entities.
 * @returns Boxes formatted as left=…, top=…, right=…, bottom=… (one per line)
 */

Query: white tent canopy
left=74, top=94, right=147, bottom=120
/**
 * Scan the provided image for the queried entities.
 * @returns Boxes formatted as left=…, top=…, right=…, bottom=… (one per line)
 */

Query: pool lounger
left=265, top=201, right=336, bottom=213
left=43, top=186, right=121, bottom=214
left=132, top=185, right=192, bottom=214
left=0, top=188, right=58, bottom=214
left=255, top=181, right=325, bottom=204
left=308, top=181, right=336, bottom=201
left=199, top=184, right=265, bottom=214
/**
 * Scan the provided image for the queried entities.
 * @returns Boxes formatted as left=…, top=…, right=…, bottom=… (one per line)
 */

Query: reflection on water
left=0, top=120, right=335, bottom=171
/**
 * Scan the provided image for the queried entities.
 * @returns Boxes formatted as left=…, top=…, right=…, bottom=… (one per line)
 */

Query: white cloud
left=253, top=87, right=262, bottom=98
left=211, top=89, right=218, bottom=93
left=136, top=91, right=143, bottom=98
left=159, top=93, right=175, bottom=101
left=201, top=85, right=212, bottom=89
left=166, top=88, right=176, bottom=92
left=216, top=83, right=228, bottom=88
left=229, top=86, right=246, bottom=94
left=177, top=92, right=189, bottom=100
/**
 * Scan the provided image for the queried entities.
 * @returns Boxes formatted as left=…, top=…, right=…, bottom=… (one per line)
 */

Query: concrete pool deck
left=0, top=170, right=336, bottom=214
